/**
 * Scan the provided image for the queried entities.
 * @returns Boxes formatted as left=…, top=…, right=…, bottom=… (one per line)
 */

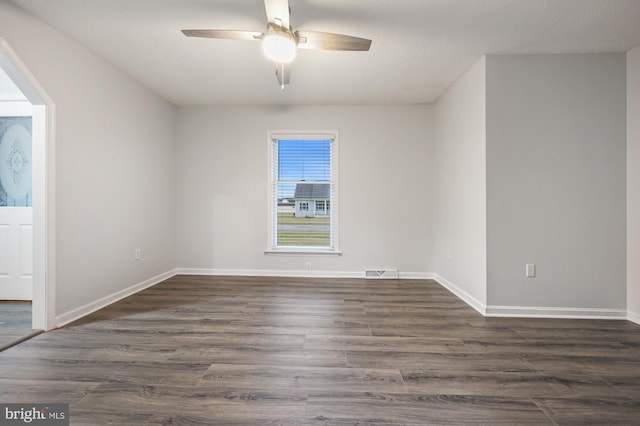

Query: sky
left=277, top=139, right=331, bottom=199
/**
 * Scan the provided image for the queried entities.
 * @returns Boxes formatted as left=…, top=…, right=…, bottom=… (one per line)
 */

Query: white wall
left=433, top=57, right=487, bottom=310
left=0, top=66, right=25, bottom=101
left=628, top=45, right=640, bottom=324
left=0, top=1, right=176, bottom=319
left=175, top=105, right=433, bottom=276
left=486, top=54, right=627, bottom=313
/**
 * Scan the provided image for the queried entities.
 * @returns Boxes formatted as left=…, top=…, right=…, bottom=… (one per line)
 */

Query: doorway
left=0, top=38, right=55, bottom=349
left=0, top=96, right=36, bottom=349
left=0, top=107, right=33, bottom=301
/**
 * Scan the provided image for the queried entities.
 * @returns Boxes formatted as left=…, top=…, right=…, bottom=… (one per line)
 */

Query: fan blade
left=275, top=63, right=290, bottom=87
left=181, top=29, right=263, bottom=41
left=264, top=0, right=290, bottom=29
left=295, top=30, right=371, bottom=51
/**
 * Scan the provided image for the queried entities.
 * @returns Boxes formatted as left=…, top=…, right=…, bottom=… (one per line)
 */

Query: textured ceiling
left=9, top=0, right=640, bottom=106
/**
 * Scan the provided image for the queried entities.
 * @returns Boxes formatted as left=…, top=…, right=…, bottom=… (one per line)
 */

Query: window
left=268, top=132, right=338, bottom=253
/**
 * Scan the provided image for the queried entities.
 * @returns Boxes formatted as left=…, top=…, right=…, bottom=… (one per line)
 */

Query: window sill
left=264, top=248, right=342, bottom=256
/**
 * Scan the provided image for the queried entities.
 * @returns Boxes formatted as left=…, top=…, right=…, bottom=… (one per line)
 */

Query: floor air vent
left=364, top=268, right=399, bottom=279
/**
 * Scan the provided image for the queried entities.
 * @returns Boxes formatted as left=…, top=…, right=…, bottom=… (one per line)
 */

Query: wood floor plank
left=0, top=275, right=638, bottom=424
left=169, top=347, right=348, bottom=368
left=0, top=302, right=36, bottom=351
left=198, top=364, right=406, bottom=393
left=109, top=361, right=212, bottom=386
left=370, top=323, right=525, bottom=339
left=70, top=410, right=153, bottom=426
left=305, top=392, right=556, bottom=425
left=518, top=353, right=602, bottom=374
left=304, top=335, right=469, bottom=353
left=462, top=337, right=637, bottom=358
left=347, top=351, right=532, bottom=371
left=533, top=397, right=640, bottom=425
left=73, top=382, right=309, bottom=421
left=0, top=357, right=131, bottom=383
left=596, top=373, right=640, bottom=402
left=401, top=368, right=628, bottom=399
left=146, top=414, right=303, bottom=425
left=0, top=378, right=101, bottom=403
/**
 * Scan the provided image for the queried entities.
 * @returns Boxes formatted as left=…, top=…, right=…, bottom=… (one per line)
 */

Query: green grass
left=277, top=232, right=330, bottom=246
left=276, top=212, right=330, bottom=246
left=277, top=212, right=330, bottom=225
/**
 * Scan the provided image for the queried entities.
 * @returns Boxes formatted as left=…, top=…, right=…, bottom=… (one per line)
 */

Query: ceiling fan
left=181, top=0, right=372, bottom=89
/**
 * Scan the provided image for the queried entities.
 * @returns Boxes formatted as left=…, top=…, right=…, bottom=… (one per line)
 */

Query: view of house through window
left=271, top=136, right=336, bottom=249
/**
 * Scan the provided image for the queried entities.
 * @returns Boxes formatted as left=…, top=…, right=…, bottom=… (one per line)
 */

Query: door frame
left=0, top=38, right=56, bottom=330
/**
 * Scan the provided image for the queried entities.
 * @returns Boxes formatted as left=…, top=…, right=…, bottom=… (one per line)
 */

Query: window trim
left=266, top=130, right=341, bottom=255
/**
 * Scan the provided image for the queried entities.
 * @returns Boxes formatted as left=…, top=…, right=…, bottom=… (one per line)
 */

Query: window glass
left=270, top=136, right=336, bottom=250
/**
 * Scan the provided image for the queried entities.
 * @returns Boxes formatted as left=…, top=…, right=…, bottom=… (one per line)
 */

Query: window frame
left=266, top=131, right=340, bottom=255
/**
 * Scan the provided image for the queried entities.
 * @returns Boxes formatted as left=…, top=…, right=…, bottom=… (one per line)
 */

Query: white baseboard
left=430, top=274, right=630, bottom=321
left=628, top=310, right=640, bottom=325
left=485, top=305, right=627, bottom=320
left=433, top=274, right=487, bottom=315
left=176, top=268, right=434, bottom=280
left=54, top=269, right=177, bottom=328
left=176, top=268, right=363, bottom=278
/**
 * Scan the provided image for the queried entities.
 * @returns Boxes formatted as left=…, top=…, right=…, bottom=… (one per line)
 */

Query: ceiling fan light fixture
left=182, top=0, right=372, bottom=87
left=263, top=30, right=297, bottom=63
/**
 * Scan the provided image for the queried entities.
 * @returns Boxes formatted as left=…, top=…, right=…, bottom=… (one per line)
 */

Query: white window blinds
left=270, top=135, right=336, bottom=250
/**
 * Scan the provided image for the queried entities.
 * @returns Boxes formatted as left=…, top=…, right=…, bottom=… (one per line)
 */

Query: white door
left=0, top=117, right=33, bottom=300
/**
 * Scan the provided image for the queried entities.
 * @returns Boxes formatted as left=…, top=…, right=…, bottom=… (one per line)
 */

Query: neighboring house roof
left=294, top=183, right=329, bottom=199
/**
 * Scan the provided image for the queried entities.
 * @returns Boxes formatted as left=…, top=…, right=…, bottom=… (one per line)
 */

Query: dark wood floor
left=0, top=301, right=39, bottom=351
left=0, top=275, right=639, bottom=425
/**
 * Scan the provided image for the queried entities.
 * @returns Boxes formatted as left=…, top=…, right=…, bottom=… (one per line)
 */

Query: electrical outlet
left=135, top=249, right=141, bottom=261
left=305, top=262, right=312, bottom=271
left=526, top=263, right=535, bottom=277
